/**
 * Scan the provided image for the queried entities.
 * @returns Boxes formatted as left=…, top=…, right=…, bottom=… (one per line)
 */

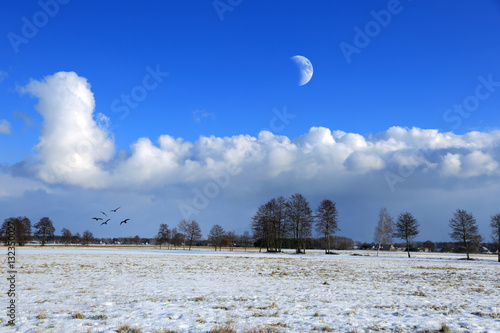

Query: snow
left=7, top=247, right=500, bottom=332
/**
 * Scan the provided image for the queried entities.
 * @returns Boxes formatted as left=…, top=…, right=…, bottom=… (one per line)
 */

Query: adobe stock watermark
left=339, top=0, right=408, bottom=64
left=178, top=105, right=293, bottom=219
left=6, top=219, right=17, bottom=326
left=111, top=64, right=169, bottom=120
left=261, top=106, right=296, bottom=134
left=443, top=74, right=500, bottom=130
left=384, top=149, right=433, bottom=193
left=213, top=0, right=242, bottom=22
left=7, top=0, right=70, bottom=54
left=179, top=162, right=242, bottom=219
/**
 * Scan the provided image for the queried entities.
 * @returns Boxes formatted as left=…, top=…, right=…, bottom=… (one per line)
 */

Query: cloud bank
left=19, top=72, right=500, bottom=193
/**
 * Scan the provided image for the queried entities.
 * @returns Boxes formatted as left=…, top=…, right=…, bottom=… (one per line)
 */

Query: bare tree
left=270, top=196, right=287, bottom=252
left=155, top=223, right=170, bottom=249
left=252, top=202, right=271, bottom=252
left=315, top=199, right=339, bottom=254
left=179, top=219, right=202, bottom=250
left=133, top=235, right=141, bottom=245
left=490, top=213, right=500, bottom=262
left=61, top=228, right=72, bottom=245
left=449, top=209, right=481, bottom=260
left=394, top=212, right=419, bottom=258
left=226, top=230, right=237, bottom=251
left=177, top=219, right=189, bottom=249
left=251, top=196, right=287, bottom=252
left=82, top=230, right=94, bottom=246
left=34, top=217, right=55, bottom=246
left=240, top=230, right=252, bottom=251
left=286, top=193, right=313, bottom=254
left=1, top=217, right=31, bottom=246
left=171, top=227, right=184, bottom=249
left=208, top=224, right=225, bottom=251
left=374, top=207, right=394, bottom=257
left=72, top=232, right=81, bottom=244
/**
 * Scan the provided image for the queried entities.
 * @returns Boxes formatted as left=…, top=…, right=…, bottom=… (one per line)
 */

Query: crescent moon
left=291, top=55, right=313, bottom=86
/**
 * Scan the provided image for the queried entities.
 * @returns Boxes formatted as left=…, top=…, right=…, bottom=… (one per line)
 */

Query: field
left=5, top=247, right=500, bottom=332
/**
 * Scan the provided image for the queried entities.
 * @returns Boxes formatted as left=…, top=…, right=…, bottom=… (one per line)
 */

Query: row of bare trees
left=154, top=220, right=253, bottom=251
left=374, top=208, right=500, bottom=261
left=155, top=219, right=203, bottom=250
left=0, top=216, right=97, bottom=246
left=251, top=194, right=339, bottom=254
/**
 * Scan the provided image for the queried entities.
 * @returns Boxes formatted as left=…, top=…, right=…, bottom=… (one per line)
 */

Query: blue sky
left=1, top=1, right=500, bottom=242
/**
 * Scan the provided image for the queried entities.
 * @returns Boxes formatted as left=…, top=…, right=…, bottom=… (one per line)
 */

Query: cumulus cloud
left=23, top=72, right=114, bottom=187
left=441, top=151, right=498, bottom=177
left=0, top=119, right=11, bottom=134
left=20, top=71, right=500, bottom=192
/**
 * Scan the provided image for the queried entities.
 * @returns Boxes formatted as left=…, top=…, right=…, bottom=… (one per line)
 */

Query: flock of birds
left=91, top=207, right=130, bottom=226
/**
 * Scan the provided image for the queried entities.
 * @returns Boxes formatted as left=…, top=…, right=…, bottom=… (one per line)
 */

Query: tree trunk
left=406, top=236, right=410, bottom=258
left=464, top=236, right=470, bottom=260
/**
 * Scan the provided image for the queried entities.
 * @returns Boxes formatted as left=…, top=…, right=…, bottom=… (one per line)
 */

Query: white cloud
left=441, top=153, right=461, bottom=176
left=20, top=71, right=500, bottom=192
left=440, top=151, right=498, bottom=178
left=0, top=119, right=11, bottom=134
left=23, top=72, right=114, bottom=187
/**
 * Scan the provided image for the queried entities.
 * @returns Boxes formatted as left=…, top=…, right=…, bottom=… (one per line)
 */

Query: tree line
left=250, top=194, right=339, bottom=254
left=154, top=219, right=253, bottom=251
left=374, top=207, right=500, bottom=261
left=2, top=201, right=499, bottom=263
left=0, top=216, right=98, bottom=246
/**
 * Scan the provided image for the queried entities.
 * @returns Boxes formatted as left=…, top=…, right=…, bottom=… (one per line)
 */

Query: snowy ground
left=4, top=247, right=500, bottom=332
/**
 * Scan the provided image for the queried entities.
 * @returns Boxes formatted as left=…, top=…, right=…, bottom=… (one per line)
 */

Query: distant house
left=480, top=247, right=491, bottom=254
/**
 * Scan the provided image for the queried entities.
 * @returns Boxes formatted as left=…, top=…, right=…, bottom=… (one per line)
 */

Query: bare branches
left=490, top=213, right=500, bottom=262
left=374, top=207, right=394, bottom=257
left=448, top=209, right=481, bottom=260
left=315, top=199, right=339, bottom=254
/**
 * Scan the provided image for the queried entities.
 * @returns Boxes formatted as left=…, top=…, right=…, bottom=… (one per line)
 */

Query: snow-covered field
left=5, top=247, right=500, bottom=332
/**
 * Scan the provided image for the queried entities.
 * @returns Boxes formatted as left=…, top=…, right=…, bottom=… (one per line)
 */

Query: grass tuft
left=117, top=324, right=141, bottom=333
left=71, top=312, right=85, bottom=319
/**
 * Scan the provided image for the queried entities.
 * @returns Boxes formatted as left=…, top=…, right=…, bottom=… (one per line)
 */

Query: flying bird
left=101, top=219, right=110, bottom=226
left=120, top=219, right=130, bottom=225
left=92, top=217, right=103, bottom=221
left=111, top=207, right=121, bottom=212
left=100, top=211, right=107, bottom=216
